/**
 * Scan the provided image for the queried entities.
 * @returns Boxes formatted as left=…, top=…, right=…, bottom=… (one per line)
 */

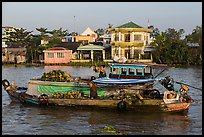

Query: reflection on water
left=2, top=101, right=192, bottom=135
left=2, top=65, right=202, bottom=135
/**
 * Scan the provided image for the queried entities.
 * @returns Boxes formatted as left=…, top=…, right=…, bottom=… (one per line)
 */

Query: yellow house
left=72, top=27, right=98, bottom=45
left=108, top=21, right=153, bottom=62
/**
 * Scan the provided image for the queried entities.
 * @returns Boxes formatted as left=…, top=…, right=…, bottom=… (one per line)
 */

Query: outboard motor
left=2, top=79, right=10, bottom=89
left=160, top=76, right=174, bottom=91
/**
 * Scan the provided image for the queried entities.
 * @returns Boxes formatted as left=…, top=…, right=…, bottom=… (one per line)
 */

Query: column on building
left=102, top=50, right=105, bottom=60
left=139, top=53, right=141, bottom=59
left=150, top=53, right=153, bottom=61
left=112, top=46, right=115, bottom=57
left=131, top=46, right=134, bottom=59
left=79, top=51, right=82, bottom=59
left=132, top=32, right=134, bottom=42
left=91, top=50, right=94, bottom=61
left=118, top=46, right=121, bottom=58
left=119, top=32, right=121, bottom=42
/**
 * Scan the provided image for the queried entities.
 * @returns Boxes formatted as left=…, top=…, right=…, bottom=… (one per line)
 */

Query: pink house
left=43, top=47, right=72, bottom=64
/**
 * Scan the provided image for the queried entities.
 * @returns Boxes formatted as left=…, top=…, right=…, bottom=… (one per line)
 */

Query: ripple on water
left=2, top=65, right=202, bottom=135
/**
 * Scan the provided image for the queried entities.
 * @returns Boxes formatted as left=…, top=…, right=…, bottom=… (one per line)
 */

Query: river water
left=2, top=65, right=202, bottom=135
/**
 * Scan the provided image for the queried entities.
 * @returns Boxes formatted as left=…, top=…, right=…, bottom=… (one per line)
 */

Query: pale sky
left=2, top=2, right=202, bottom=35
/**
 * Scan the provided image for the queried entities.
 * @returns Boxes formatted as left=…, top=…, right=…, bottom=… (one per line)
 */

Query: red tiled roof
left=49, top=47, right=66, bottom=50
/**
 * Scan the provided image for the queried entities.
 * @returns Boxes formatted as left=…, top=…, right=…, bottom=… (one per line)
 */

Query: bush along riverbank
left=2, top=61, right=110, bottom=67
left=2, top=60, right=202, bottom=68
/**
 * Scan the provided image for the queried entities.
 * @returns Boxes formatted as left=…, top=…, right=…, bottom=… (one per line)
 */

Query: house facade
left=2, top=44, right=27, bottom=64
left=43, top=42, right=82, bottom=64
left=77, top=44, right=106, bottom=62
left=70, top=27, right=98, bottom=45
left=108, top=21, right=153, bottom=62
left=43, top=47, right=72, bottom=64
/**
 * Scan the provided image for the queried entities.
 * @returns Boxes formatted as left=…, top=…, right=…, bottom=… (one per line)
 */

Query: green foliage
left=185, top=25, right=202, bottom=65
left=151, top=26, right=202, bottom=66
left=5, top=28, right=33, bottom=45
left=95, top=28, right=105, bottom=37
left=36, top=27, right=48, bottom=36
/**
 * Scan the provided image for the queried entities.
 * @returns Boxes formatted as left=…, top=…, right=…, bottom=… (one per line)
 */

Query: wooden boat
left=2, top=76, right=193, bottom=113
left=92, top=77, right=164, bottom=85
left=107, top=62, right=169, bottom=79
left=90, top=62, right=170, bottom=85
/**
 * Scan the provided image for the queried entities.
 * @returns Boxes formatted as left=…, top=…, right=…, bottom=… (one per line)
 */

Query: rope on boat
left=175, top=81, right=202, bottom=91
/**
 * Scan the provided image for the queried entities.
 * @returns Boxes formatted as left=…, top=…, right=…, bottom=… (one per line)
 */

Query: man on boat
left=98, top=65, right=106, bottom=78
left=88, top=76, right=98, bottom=99
left=93, top=65, right=107, bottom=78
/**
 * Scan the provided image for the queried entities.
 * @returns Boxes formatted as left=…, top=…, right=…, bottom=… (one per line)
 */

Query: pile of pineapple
left=41, top=70, right=72, bottom=82
left=51, top=91, right=89, bottom=99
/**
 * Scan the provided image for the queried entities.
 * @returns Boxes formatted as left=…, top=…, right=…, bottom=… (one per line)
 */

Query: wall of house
left=72, top=35, right=96, bottom=44
left=2, top=47, right=27, bottom=64
left=44, top=50, right=72, bottom=64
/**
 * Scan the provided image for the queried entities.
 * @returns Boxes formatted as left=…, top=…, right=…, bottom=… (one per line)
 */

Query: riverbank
left=2, top=61, right=202, bottom=68
left=2, top=61, right=110, bottom=67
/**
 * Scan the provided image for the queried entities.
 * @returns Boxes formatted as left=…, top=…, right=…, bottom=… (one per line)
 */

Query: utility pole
left=74, top=16, right=76, bottom=34
left=147, top=18, right=150, bottom=28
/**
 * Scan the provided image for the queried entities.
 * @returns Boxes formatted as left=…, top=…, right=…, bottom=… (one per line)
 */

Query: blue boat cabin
left=108, top=63, right=153, bottom=79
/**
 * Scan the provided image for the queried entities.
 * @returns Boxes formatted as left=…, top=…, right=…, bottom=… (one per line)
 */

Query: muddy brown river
left=2, top=65, right=202, bottom=135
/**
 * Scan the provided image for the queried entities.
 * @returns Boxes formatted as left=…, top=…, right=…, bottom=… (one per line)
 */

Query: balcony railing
left=111, top=42, right=144, bottom=47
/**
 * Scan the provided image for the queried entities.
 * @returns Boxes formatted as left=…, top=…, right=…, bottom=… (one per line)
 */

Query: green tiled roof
left=116, top=21, right=143, bottom=28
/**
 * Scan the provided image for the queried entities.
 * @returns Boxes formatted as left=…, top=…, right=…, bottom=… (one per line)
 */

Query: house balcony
left=111, top=41, right=144, bottom=47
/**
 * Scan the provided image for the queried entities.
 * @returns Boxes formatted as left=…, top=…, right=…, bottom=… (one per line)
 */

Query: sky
left=2, top=2, right=202, bottom=35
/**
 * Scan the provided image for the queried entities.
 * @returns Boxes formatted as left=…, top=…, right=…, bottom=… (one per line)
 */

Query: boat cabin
left=108, top=63, right=153, bottom=79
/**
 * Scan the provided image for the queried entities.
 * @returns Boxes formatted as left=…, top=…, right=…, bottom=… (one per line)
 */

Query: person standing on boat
left=99, top=65, right=106, bottom=78
left=93, top=65, right=107, bottom=78
left=88, top=76, right=98, bottom=99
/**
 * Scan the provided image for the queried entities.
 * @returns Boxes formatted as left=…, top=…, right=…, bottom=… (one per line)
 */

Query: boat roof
left=108, top=62, right=171, bottom=69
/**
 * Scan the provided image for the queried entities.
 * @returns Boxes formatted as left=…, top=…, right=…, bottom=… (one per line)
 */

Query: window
left=79, top=40, right=88, bottom=45
left=57, top=52, right=65, bottom=58
left=134, top=34, right=142, bottom=41
left=47, top=53, right=54, bottom=58
left=144, top=67, right=151, bottom=74
left=136, top=68, right=143, bottom=75
left=125, top=34, right=130, bottom=42
left=121, top=68, right=127, bottom=75
left=129, top=68, right=135, bottom=75
left=113, top=68, right=120, bottom=74
left=115, top=34, right=119, bottom=41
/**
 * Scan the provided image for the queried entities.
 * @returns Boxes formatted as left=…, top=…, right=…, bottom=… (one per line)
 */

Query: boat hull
left=4, top=87, right=192, bottom=113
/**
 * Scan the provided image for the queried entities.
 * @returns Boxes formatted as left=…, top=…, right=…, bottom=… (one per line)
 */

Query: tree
left=148, top=25, right=160, bottom=39
left=5, top=28, right=33, bottom=45
left=150, top=32, right=167, bottom=64
left=185, top=25, right=202, bottom=65
left=36, top=27, right=48, bottom=36
left=151, top=28, right=190, bottom=65
left=48, top=28, right=69, bottom=39
left=95, top=28, right=105, bottom=37
left=43, top=28, right=69, bottom=48
left=28, top=34, right=43, bottom=63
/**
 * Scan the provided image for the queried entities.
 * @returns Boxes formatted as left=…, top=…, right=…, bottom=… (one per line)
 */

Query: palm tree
left=36, top=27, right=48, bottom=36
left=5, top=28, right=33, bottom=45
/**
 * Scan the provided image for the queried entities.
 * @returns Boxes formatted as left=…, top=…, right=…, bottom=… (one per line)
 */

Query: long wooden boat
left=2, top=62, right=194, bottom=113
left=2, top=77, right=193, bottom=113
